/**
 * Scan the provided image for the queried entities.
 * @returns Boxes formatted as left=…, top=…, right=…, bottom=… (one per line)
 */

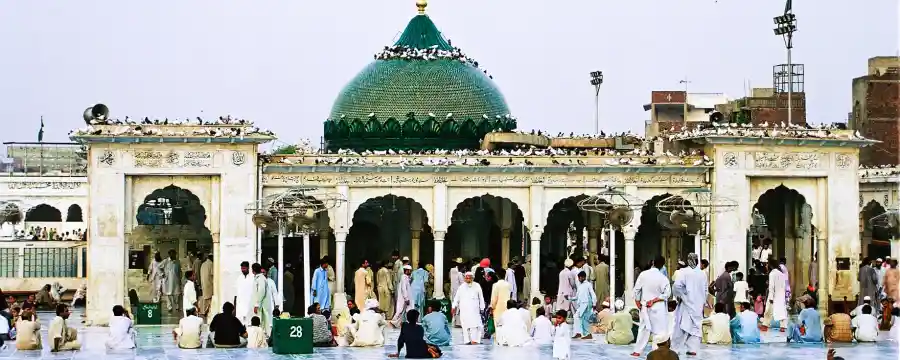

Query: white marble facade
left=51, top=132, right=886, bottom=324
left=81, top=141, right=261, bottom=325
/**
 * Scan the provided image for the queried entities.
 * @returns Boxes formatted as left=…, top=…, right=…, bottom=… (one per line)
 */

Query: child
left=543, top=295, right=554, bottom=318
left=246, top=316, right=268, bottom=349
left=531, top=307, right=554, bottom=345
left=530, top=297, right=542, bottom=320
left=733, top=272, right=749, bottom=304
left=552, top=310, right=571, bottom=360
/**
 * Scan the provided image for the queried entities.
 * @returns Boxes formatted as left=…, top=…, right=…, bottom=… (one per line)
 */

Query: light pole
left=590, top=71, right=603, bottom=135
left=774, top=12, right=797, bottom=125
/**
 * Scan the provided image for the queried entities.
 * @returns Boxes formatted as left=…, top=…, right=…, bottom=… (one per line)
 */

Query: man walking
left=671, top=253, right=707, bottom=356
left=631, top=256, right=671, bottom=357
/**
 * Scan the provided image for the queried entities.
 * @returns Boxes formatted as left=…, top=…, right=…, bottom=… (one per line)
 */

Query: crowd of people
left=1, top=243, right=898, bottom=357
left=13, top=227, right=86, bottom=241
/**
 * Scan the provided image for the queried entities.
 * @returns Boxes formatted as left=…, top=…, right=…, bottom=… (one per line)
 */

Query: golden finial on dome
left=416, top=0, right=427, bottom=14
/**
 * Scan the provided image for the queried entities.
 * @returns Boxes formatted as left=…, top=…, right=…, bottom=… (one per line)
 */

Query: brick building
left=850, top=56, right=900, bottom=166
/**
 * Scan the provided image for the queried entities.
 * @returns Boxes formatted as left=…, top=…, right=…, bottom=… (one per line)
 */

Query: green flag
left=38, top=116, right=44, bottom=142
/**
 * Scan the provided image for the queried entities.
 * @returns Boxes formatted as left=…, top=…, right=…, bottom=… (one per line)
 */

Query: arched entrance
left=637, top=194, right=697, bottom=279
left=258, top=199, right=332, bottom=316
left=751, top=185, right=814, bottom=298
left=128, top=184, right=212, bottom=324
left=447, top=195, right=525, bottom=269
left=541, top=195, right=604, bottom=295
left=861, top=200, right=891, bottom=259
left=347, top=195, right=433, bottom=300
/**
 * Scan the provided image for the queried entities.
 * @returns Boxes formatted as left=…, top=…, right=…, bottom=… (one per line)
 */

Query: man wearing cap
left=645, top=334, right=678, bottom=360
left=851, top=295, right=875, bottom=317
left=390, top=265, right=413, bottom=328
left=557, top=259, right=576, bottom=313
left=875, top=258, right=885, bottom=299
left=452, top=272, right=486, bottom=344
left=346, top=299, right=386, bottom=347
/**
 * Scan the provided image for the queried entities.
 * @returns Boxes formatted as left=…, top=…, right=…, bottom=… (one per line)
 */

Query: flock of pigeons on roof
left=859, top=165, right=900, bottom=178
left=374, top=44, right=494, bottom=79
left=493, top=129, right=642, bottom=140
left=664, top=121, right=869, bottom=141
left=68, top=115, right=275, bottom=137
left=273, top=146, right=714, bottom=168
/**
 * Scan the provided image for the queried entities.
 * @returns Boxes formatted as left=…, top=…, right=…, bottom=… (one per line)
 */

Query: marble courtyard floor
left=1, top=310, right=896, bottom=359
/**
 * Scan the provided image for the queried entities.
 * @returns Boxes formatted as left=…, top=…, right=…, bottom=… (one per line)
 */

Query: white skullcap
left=403, top=265, right=412, bottom=270
left=863, top=295, right=871, bottom=301
left=402, top=256, right=410, bottom=261
left=876, top=258, right=883, bottom=262
left=564, top=259, right=574, bottom=267
left=364, top=299, right=379, bottom=310
left=464, top=271, right=474, bottom=277
left=654, top=333, right=670, bottom=344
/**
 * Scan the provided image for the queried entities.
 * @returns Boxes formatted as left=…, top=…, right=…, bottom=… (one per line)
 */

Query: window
left=23, top=247, right=77, bottom=277
left=0, top=248, right=17, bottom=277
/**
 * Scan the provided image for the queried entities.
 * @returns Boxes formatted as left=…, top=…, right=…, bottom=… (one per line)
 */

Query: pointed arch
left=25, top=204, right=62, bottom=222
left=66, top=204, right=83, bottom=222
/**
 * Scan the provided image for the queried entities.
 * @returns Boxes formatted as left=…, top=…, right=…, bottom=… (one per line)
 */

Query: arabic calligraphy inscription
left=753, top=152, right=820, bottom=170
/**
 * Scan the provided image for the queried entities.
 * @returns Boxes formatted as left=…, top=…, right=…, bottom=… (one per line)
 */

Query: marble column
left=433, top=231, right=446, bottom=299
left=335, top=231, right=347, bottom=293
left=608, top=226, right=617, bottom=312
left=624, top=225, right=637, bottom=306
left=588, top=228, right=600, bottom=261
left=302, top=233, right=311, bottom=315
left=530, top=229, right=542, bottom=298
left=411, top=230, right=421, bottom=269
left=817, top=231, right=828, bottom=315
left=501, top=228, right=511, bottom=266
left=319, top=229, right=331, bottom=259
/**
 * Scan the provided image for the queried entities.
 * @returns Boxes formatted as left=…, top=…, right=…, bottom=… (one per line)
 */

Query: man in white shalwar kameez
left=498, top=300, right=531, bottom=346
left=556, top=259, right=576, bottom=313
left=505, top=263, right=518, bottom=301
left=390, top=265, right=414, bottom=328
left=262, top=268, right=282, bottom=317
left=346, top=299, right=387, bottom=347
left=631, top=256, right=672, bottom=357
left=670, top=253, right=707, bottom=356
left=250, top=263, right=273, bottom=336
left=764, top=258, right=788, bottom=330
left=182, top=271, right=198, bottom=317
left=453, top=272, right=486, bottom=344
left=235, top=261, right=254, bottom=325
left=162, top=250, right=182, bottom=312
left=148, top=252, right=165, bottom=303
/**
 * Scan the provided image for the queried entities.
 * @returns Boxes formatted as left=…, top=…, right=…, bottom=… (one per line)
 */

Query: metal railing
left=0, top=248, right=17, bottom=277
left=23, top=247, right=79, bottom=277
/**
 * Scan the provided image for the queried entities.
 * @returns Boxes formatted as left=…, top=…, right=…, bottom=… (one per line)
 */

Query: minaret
left=416, top=0, right=427, bottom=14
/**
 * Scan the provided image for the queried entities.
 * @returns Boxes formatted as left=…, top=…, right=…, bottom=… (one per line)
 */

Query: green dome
left=325, top=14, right=514, bottom=151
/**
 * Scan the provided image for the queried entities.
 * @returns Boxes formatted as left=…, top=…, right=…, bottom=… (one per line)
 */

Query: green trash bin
left=272, top=317, right=313, bottom=354
left=135, top=303, right=161, bottom=325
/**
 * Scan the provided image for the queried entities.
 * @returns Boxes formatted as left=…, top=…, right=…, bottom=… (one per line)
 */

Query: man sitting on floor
left=173, top=307, right=204, bottom=349
left=824, top=311, right=853, bottom=343
left=702, top=302, right=732, bottom=344
left=49, top=304, right=80, bottom=352
left=105, top=305, right=136, bottom=350
left=346, top=299, right=387, bottom=347
left=851, top=305, right=879, bottom=342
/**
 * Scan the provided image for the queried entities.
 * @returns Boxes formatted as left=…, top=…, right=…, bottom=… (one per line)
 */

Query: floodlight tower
left=774, top=11, right=797, bottom=125
left=590, top=71, right=604, bottom=135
